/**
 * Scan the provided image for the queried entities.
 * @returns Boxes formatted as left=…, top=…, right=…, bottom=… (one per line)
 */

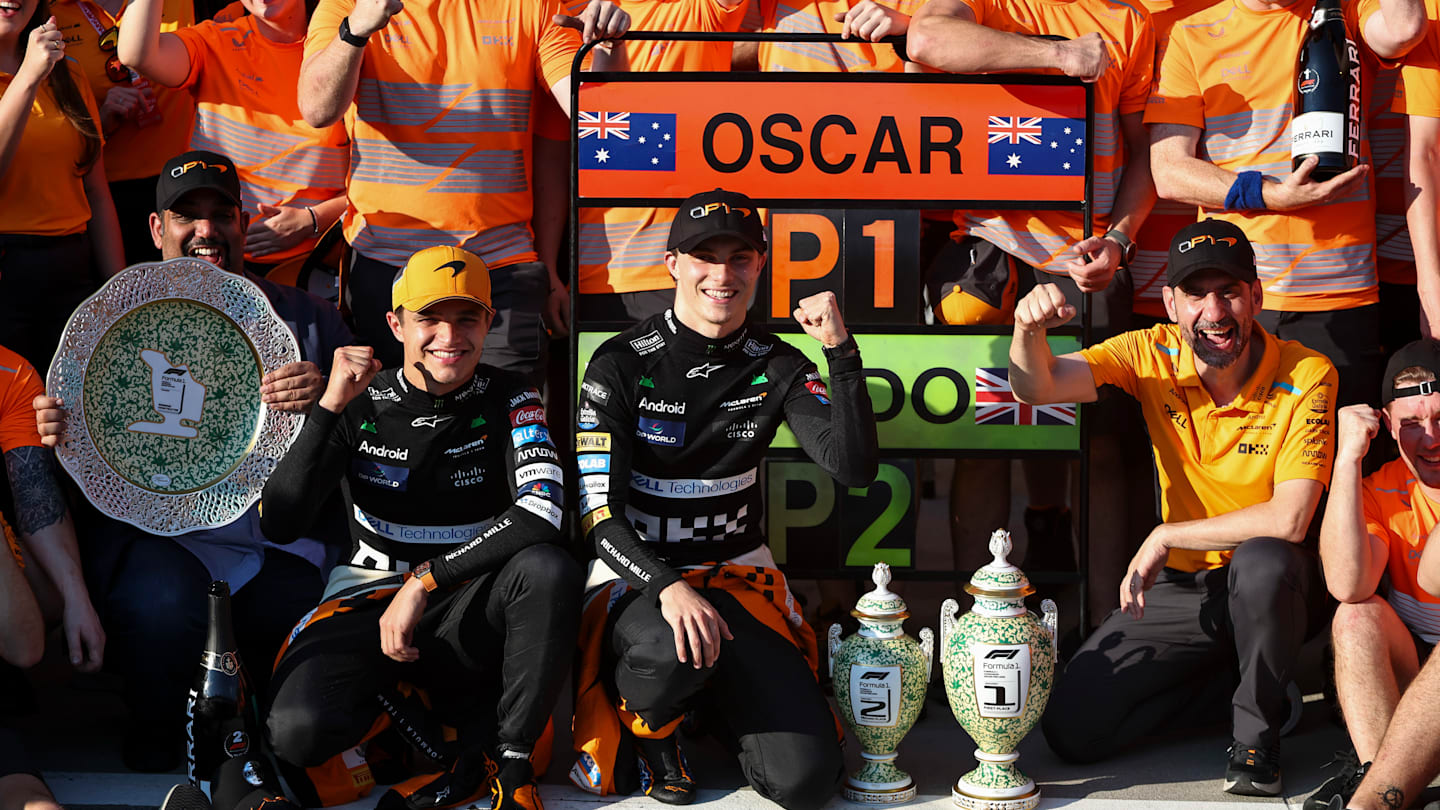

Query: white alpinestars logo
left=687, top=362, right=723, bottom=379
left=411, top=415, right=453, bottom=428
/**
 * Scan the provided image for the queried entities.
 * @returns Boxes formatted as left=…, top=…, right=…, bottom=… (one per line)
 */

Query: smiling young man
left=259, top=245, right=577, bottom=810
left=1008, top=219, right=1337, bottom=795
left=569, top=189, right=877, bottom=808
left=31, top=148, right=350, bottom=772
left=1305, top=340, right=1440, bottom=809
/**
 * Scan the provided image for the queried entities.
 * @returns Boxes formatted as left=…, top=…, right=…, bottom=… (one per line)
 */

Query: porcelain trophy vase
left=828, top=563, right=934, bottom=804
left=940, top=530, right=1058, bottom=810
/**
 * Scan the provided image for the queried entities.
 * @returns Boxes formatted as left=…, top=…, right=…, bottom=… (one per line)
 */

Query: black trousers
left=267, top=544, right=581, bottom=767
left=0, top=232, right=98, bottom=374
left=1042, top=537, right=1328, bottom=762
left=346, top=251, right=550, bottom=383
left=80, top=516, right=322, bottom=735
left=1256, top=305, right=1382, bottom=408
left=607, top=588, right=842, bottom=810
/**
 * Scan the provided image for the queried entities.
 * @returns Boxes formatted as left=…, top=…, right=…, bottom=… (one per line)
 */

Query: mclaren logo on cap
left=1177, top=234, right=1238, bottom=253
left=689, top=202, right=752, bottom=220
left=170, top=161, right=228, bottom=178
left=437, top=260, right=466, bottom=277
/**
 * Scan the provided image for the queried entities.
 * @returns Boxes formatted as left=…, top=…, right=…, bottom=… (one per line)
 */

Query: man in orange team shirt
left=1009, top=221, right=1335, bottom=795
left=298, top=0, right=630, bottom=376
left=1307, top=340, right=1440, bottom=808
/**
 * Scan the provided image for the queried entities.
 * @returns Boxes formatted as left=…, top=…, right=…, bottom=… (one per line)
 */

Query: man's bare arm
left=1151, top=122, right=1370, bottom=211
left=1362, top=0, right=1426, bottom=60
left=5, top=447, right=105, bottom=670
left=1320, top=405, right=1389, bottom=601
left=298, top=0, right=403, bottom=127
left=907, top=0, right=1107, bottom=80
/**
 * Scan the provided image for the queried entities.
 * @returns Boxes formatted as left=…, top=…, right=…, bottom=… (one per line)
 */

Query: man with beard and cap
left=1005, top=219, right=1337, bottom=796
left=31, top=149, right=353, bottom=773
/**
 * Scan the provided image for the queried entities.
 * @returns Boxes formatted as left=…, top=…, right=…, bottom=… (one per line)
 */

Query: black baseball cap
left=667, top=189, right=767, bottom=254
left=1167, top=219, right=1258, bottom=288
left=1382, top=339, right=1440, bottom=405
left=156, top=150, right=242, bottom=214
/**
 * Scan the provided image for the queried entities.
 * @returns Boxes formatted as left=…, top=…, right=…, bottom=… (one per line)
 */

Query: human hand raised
left=318, top=346, right=382, bottom=413
left=1013, top=283, right=1075, bottom=333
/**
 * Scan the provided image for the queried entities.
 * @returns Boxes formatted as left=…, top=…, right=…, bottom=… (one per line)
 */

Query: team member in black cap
left=1008, top=219, right=1337, bottom=795
left=568, top=189, right=877, bottom=808
left=33, top=148, right=351, bottom=772
left=1305, top=339, right=1440, bottom=810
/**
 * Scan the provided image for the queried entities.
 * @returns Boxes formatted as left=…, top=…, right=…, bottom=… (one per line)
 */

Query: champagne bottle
left=187, top=580, right=249, bottom=798
left=1291, top=0, right=1361, bottom=180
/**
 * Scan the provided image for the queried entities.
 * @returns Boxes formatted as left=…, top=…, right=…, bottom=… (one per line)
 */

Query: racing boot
left=489, top=755, right=544, bottom=810
left=635, top=733, right=697, bottom=805
left=376, top=745, right=497, bottom=810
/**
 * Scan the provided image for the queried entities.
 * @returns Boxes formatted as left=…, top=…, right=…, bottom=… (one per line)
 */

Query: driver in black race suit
left=259, top=246, right=577, bottom=810
left=570, top=189, right=879, bottom=809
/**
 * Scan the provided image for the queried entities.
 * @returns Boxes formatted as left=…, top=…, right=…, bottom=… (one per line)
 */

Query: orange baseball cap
left=391, top=246, right=494, bottom=313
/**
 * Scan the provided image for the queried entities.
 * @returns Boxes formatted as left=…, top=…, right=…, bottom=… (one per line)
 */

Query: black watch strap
left=823, top=334, right=859, bottom=361
left=338, top=17, right=368, bottom=48
left=1104, top=229, right=1136, bottom=268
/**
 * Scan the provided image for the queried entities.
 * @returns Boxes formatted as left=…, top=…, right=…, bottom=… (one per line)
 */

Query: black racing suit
left=577, top=310, right=877, bottom=810
left=259, top=366, right=579, bottom=769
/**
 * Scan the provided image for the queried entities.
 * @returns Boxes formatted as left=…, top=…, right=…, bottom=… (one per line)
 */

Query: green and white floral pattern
left=48, top=259, right=301, bottom=535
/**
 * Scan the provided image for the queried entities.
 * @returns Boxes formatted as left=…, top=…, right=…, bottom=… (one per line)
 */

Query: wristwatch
left=823, top=334, right=859, bottom=361
left=1103, top=229, right=1136, bottom=269
left=338, top=17, right=368, bottom=48
left=412, top=560, right=438, bottom=592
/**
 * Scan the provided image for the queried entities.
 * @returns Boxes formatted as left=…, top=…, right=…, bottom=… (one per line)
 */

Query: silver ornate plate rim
left=46, top=258, right=303, bottom=536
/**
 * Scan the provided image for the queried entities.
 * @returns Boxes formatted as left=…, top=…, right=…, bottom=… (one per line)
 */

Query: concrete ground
left=15, top=460, right=1438, bottom=809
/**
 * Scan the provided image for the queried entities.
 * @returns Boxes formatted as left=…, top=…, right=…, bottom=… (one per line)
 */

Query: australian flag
left=986, top=116, right=1086, bottom=176
left=579, top=111, right=677, bottom=171
left=974, top=367, right=1076, bottom=426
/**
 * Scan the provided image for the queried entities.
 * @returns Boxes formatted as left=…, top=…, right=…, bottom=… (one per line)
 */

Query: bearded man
left=1004, top=219, right=1337, bottom=796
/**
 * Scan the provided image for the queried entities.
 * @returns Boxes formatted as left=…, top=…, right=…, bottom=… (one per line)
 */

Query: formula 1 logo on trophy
left=129, top=350, right=208, bottom=438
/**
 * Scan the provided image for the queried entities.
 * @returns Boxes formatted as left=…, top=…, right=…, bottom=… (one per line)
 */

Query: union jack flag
left=987, top=116, right=1043, bottom=146
left=974, top=367, right=1076, bottom=426
left=578, top=111, right=630, bottom=140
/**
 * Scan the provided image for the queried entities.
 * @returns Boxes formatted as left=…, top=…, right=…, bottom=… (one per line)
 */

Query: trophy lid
left=853, top=563, right=908, bottom=620
left=964, top=529, right=1035, bottom=599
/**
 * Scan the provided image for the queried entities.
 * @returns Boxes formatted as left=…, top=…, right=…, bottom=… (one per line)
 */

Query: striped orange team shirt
left=565, top=0, right=747, bottom=295
left=1147, top=0, right=1385, bottom=313
left=52, top=0, right=196, bottom=182
left=305, top=0, right=580, bottom=268
left=949, top=0, right=1155, bottom=275
left=1130, top=0, right=1218, bottom=318
left=1363, top=459, right=1440, bottom=643
left=744, top=0, right=921, bottom=72
left=171, top=17, right=349, bottom=264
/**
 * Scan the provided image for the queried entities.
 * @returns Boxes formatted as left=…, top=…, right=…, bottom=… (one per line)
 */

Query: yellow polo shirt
left=1079, top=323, right=1337, bottom=572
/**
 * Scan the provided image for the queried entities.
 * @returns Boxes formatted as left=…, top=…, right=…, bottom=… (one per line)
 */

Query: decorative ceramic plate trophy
left=829, top=564, right=934, bottom=805
left=941, top=530, right=1058, bottom=810
left=47, top=258, right=302, bottom=535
